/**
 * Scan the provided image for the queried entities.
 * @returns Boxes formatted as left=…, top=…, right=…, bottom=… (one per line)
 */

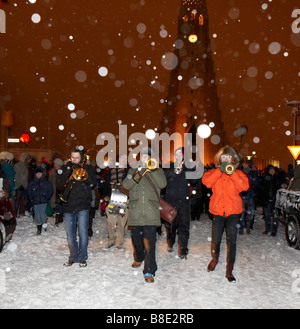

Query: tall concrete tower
left=161, top=0, right=225, bottom=164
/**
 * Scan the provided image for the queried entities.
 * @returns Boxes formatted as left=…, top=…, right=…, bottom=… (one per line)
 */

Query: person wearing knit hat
left=261, top=164, right=281, bottom=236
left=26, top=167, right=53, bottom=235
left=0, top=152, right=14, bottom=161
left=53, top=158, right=64, bottom=166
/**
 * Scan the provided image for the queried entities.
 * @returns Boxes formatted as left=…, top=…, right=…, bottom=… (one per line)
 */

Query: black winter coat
left=57, top=162, right=97, bottom=214
left=26, top=176, right=53, bottom=205
left=261, top=173, right=281, bottom=204
left=163, top=163, right=197, bottom=204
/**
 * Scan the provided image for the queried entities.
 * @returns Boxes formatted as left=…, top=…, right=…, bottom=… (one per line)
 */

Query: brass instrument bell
left=132, top=158, right=158, bottom=183
left=225, top=164, right=235, bottom=175
left=174, top=161, right=184, bottom=175
left=146, top=158, right=158, bottom=171
left=60, top=157, right=89, bottom=202
left=72, top=167, right=88, bottom=181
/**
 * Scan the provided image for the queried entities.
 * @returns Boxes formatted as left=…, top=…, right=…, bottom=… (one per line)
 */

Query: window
left=199, top=14, right=204, bottom=25
left=191, top=9, right=197, bottom=20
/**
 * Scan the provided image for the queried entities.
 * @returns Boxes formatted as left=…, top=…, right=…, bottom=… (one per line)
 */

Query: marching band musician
left=123, top=147, right=167, bottom=283
left=57, top=146, right=96, bottom=268
left=103, top=154, right=129, bottom=250
left=202, top=146, right=249, bottom=282
left=163, top=147, right=197, bottom=260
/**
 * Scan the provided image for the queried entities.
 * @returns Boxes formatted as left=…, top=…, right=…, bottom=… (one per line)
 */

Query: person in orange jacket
left=202, top=146, right=249, bottom=282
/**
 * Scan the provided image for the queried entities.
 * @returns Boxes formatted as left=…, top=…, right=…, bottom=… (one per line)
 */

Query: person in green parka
left=123, top=147, right=167, bottom=283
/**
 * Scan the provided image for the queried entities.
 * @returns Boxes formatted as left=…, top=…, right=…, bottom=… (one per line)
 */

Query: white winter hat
left=0, top=151, right=14, bottom=161
left=54, top=158, right=64, bottom=166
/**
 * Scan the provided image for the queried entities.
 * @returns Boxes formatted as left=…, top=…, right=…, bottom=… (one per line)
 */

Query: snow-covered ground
left=1, top=208, right=300, bottom=309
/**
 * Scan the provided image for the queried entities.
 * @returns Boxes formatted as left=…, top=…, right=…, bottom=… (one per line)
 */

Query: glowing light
left=20, top=132, right=30, bottom=143
left=145, top=129, right=156, bottom=140
left=188, top=34, right=198, bottom=43
left=197, top=124, right=211, bottom=139
left=68, top=103, right=75, bottom=111
left=31, top=13, right=41, bottom=24
left=98, top=66, right=108, bottom=77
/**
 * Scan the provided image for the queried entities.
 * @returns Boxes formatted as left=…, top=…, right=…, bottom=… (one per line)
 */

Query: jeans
left=64, top=210, right=89, bottom=262
left=264, top=201, right=278, bottom=233
left=211, top=214, right=240, bottom=264
left=131, top=225, right=157, bottom=275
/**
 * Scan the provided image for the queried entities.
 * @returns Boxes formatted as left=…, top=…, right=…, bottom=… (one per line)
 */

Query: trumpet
left=225, top=164, right=235, bottom=175
left=132, top=158, right=158, bottom=183
left=146, top=158, right=158, bottom=171
left=60, top=158, right=88, bottom=202
left=174, top=161, right=184, bottom=175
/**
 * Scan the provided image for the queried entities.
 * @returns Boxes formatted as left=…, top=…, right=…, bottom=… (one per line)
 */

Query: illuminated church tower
left=161, top=0, right=225, bottom=164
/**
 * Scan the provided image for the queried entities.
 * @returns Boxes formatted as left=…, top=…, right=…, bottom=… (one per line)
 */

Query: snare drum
left=107, top=184, right=128, bottom=215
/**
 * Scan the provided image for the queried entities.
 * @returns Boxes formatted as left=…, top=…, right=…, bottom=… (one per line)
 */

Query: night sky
left=0, top=0, right=300, bottom=169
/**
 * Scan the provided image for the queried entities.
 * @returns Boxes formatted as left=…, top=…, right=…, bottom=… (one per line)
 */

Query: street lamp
left=286, top=101, right=300, bottom=167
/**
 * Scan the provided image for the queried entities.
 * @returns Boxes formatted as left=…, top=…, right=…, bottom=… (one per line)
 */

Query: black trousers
left=166, top=200, right=191, bottom=256
left=211, top=214, right=240, bottom=264
left=131, top=225, right=157, bottom=275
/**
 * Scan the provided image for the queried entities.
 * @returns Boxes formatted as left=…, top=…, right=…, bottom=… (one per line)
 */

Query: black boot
left=36, top=225, right=42, bottom=235
left=58, top=213, right=64, bottom=223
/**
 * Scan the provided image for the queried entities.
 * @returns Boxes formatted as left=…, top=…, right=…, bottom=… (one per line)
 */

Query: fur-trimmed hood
left=214, top=146, right=240, bottom=169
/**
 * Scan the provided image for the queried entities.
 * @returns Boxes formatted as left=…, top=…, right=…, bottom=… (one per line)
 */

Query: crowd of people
left=0, top=146, right=295, bottom=283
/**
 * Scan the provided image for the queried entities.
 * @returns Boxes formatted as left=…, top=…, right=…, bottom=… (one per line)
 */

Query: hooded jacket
left=123, top=167, right=167, bottom=226
left=56, top=161, right=97, bottom=213
left=202, top=146, right=249, bottom=217
left=26, top=167, right=53, bottom=205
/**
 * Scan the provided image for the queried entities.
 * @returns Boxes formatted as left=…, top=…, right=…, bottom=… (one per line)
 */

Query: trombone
left=60, top=158, right=89, bottom=202
left=132, top=158, right=158, bottom=183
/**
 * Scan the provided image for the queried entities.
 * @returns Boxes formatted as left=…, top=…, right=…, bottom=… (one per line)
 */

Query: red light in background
left=20, top=132, right=30, bottom=143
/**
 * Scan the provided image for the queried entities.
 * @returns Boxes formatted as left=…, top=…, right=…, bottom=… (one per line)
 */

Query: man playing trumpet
left=163, top=147, right=197, bottom=259
left=57, top=146, right=96, bottom=268
left=123, top=147, right=167, bottom=283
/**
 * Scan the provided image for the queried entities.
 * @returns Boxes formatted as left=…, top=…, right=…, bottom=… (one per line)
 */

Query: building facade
left=160, top=0, right=226, bottom=165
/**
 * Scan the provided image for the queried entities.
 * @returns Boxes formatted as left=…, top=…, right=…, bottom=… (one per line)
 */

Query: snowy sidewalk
left=1, top=209, right=300, bottom=309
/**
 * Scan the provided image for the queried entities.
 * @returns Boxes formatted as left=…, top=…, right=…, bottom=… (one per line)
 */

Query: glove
left=219, top=162, right=228, bottom=173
